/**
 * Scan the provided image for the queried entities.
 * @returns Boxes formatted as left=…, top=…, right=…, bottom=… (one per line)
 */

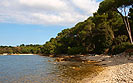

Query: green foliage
left=67, top=46, right=86, bottom=55
left=1, top=0, right=132, bottom=55
left=0, top=44, right=42, bottom=54
left=112, top=42, right=133, bottom=54
left=114, top=35, right=128, bottom=45
left=92, top=22, right=114, bottom=54
left=41, top=2, right=133, bottom=55
left=98, top=0, right=133, bottom=14
left=98, top=0, right=133, bottom=44
left=41, top=38, right=57, bottom=54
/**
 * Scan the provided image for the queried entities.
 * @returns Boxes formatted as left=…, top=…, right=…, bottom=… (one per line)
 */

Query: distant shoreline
left=11, top=54, right=35, bottom=55
left=0, top=54, right=36, bottom=56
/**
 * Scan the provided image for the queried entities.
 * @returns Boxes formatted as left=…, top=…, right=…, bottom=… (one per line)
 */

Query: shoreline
left=80, top=54, right=133, bottom=83
left=0, top=54, right=36, bottom=56
left=11, top=54, right=35, bottom=55
left=0, top=53, right=133, bottom=82
left=48, top=54, right=133, bottom=83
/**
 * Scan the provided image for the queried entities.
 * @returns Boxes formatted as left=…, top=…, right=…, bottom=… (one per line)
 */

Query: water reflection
left=0, top=55, right=103, bottom=83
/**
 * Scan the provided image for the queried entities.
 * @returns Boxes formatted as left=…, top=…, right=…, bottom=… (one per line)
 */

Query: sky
left=0, top=0, right=103, bottom=46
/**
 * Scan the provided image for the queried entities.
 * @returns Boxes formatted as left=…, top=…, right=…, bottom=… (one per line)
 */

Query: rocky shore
left=48, top=53, right=133, bottom=83
left=81, top=54, right=133, bottom=83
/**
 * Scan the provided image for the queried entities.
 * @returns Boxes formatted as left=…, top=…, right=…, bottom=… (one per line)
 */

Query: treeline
left=41, top=0, right=133, bottom=55
left=0, top=44, right=42, bottom=54
left=1, top=0, right=133, bottom=55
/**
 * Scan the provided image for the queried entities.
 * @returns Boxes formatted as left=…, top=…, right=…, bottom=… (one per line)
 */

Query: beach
left=11, top=54, right=35, bottom=55
left=80, top=54, right=133, bottom=83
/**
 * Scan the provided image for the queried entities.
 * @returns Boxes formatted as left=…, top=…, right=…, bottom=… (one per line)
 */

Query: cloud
left=19, top=0, right=69, bottom=12
left=0, top=0, right=100, bottom=26
left=72, top=0, right=99, bottom=14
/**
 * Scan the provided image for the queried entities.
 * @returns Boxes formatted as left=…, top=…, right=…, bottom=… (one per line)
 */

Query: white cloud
left=72, top=0, right=99, bottom=14
left=19, top=0, right=69, bottom=11
left=0, top=0, right=100, bottom=26
left=32, top=13, right=63, bottom=24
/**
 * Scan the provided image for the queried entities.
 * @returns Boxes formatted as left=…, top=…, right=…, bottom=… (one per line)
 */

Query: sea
left=0, top=55, right=102, bottom=83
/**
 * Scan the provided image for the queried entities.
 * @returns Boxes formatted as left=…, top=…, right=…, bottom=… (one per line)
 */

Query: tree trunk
left=126, top=17, right=133, bottom=44
left=116, top=9, right=133, bottom=44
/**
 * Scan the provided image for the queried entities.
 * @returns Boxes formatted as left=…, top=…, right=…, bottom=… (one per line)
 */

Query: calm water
left=0, top=55, right=102, bottom=83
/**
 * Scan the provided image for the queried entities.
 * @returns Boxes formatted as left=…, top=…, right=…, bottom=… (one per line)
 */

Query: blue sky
left=0, top=23, right=68, bottom=46
left=0, top=0, right=103, bottom=46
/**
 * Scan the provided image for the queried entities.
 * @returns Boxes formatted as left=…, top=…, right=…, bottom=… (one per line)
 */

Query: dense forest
left=0, top=44, right=42, bottom=54
left=0, top=0, right=133, bottom=55
left=41, top=0, right=133, bottom=55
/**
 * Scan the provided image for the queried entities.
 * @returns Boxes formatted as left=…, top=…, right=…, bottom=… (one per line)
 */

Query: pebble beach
left=81, top=54, right=133, bottom=83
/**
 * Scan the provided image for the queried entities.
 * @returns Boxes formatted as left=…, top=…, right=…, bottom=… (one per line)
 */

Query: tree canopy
left=98, top=0, right=133, bottom=44
left=1, top=0, right=132, bottom=55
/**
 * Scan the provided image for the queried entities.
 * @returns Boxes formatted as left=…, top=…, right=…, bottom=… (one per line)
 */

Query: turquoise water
left=0, top=55, right=102, bottom=83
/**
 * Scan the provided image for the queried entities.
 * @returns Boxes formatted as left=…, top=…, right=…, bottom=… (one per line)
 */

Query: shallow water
left=0, top=55, right=102, bottom=83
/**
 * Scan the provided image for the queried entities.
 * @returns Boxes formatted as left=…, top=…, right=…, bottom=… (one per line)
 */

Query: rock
left=72, top=67, right=76, bottom=69
left=102, top=64, right=106, bottom=65
left=102, top=59, right=106, bottom=61
left=53, top=63, right=56, bottom=64
left=48, top=60, right=51, bottom=62
left=80, top=55, right=85, bottom=57
left=49, top=55, right=54, bottom=57
left=54, top=58, right=65, bottom=62
left=95, top=55, right=100, bottom=56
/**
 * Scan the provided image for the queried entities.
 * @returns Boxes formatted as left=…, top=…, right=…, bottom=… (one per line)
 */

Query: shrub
left=114, top=35, right=128, bottom=45
left=67, top=46, right=86, bottom=55
left=112, top=42, right=133, bottom=54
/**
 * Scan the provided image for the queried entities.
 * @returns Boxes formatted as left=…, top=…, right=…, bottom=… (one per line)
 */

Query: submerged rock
left=49, top=55, right=54, bottom=57
left=54, top=58, right=65, bottom=62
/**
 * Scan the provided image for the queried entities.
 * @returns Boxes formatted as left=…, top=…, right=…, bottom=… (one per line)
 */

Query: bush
left=114, top=35, right=128, bottom=45
left=67, top=46, right=86, bottom=55
left=112, top=42, right=133, bottom=54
